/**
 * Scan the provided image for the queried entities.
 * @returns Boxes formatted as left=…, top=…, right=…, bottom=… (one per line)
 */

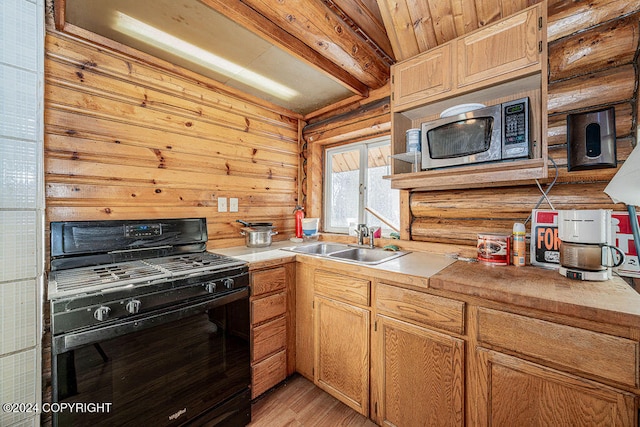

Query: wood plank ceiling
left=56, top=0, right=544, bottom=115
left=200, top=0, right=543, bottom=100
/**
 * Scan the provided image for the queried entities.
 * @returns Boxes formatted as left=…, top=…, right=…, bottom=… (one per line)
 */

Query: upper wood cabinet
left=388, top=2, right=548, bottom=191
left=457, top=6, right=542, bottom=88
left=392, top=44, right=454, bottom=109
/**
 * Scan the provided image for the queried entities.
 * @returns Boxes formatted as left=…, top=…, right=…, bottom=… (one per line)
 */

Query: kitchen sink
left=284, top=243, right=409, bottom=265
left=286, top=243, right=350, bottom=255
left=327, top=247, right=408, bottom=264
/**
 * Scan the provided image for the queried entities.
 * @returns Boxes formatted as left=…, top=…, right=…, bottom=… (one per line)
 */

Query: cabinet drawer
left=477, top=307, right=639, bottom=387
left=376, top=283, right=465, bottom=334
left=251, top=266, right=286, bottom=296
left=251, top=291, right=286, bottom=325
left=252, top=350, right=287, bottom=399
left=314, top=269, right=370, bottom=306
left=252, top=315, right=286, bottom=362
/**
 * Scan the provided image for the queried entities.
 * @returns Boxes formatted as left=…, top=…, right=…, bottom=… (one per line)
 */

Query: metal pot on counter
left=237, top=220, right=277, bottom=247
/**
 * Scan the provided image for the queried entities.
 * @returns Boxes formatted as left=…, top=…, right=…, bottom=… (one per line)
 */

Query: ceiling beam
left=324, top=0, right=395, bottom=62
left=241, top=0, right=390, bottom=88
left=199, top=0, right=370, bottom=97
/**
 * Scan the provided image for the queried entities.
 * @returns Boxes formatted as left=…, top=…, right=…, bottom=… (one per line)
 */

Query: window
left=324, top=137, right=400, bottom=235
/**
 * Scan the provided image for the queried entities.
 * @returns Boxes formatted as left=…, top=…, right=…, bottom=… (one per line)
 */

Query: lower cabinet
left=311, top=267, right=372, bottom=415
left=475, top=348, right=637, bottom=426
left=294, top=260, right=640, bottom=426
left=314, top=295, right=370, bottom=415
left=250, top=262, right=294, bottom=399
left=372, top=315, right=464, bottom=427
left=473, top=306, right=639, bottom=426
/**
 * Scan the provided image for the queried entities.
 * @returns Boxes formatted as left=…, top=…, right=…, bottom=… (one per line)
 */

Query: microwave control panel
left=501, top=97, right=530, bottom=159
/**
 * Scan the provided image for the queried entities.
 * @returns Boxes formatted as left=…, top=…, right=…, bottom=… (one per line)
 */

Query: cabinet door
left=475, top=348, right=637, bottom=426
left=314, top=295, right=370, bottom=416
left=372, top=315, right=464, bottom=427
left=457, top=5, right=541, bottom=88
left=295, top=262, right=314, bottom=380
left=392, top=43, right=453, bottom=109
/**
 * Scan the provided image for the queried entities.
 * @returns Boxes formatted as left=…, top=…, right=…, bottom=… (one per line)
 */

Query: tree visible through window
left=324, top=137, right=400, bottom=235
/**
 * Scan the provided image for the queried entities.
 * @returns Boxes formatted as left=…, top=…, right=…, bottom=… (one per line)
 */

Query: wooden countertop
left=430, top=261, right=640, bottom=329
left=213, top=241, right=640, bottom=329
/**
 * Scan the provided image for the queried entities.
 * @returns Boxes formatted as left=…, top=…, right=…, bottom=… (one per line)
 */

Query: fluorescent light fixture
left=112, top=11, right=299, bottom=101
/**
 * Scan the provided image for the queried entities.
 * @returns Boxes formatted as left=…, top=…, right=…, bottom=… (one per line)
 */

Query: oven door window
left=54, top=297, right=250, bottom=426
left=427, top=117, right=493, bottom=159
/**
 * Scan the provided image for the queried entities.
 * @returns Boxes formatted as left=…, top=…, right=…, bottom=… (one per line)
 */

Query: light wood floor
left=249, top=375, right=377, bottom=426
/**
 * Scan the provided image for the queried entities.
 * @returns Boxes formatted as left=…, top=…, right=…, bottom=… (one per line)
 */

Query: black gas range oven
left=48, top=218, right=251, bottom=426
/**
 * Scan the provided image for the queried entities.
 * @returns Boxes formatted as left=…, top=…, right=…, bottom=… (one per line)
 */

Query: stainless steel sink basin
left=285, top=243, right=350, bottom=255
left=327, top=247, right=408, bottom=265
left=284, top=243, right=409, bottom=265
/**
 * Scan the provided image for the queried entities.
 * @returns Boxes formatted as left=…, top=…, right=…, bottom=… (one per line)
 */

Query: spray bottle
left=512, top=222, right=526, bottom=266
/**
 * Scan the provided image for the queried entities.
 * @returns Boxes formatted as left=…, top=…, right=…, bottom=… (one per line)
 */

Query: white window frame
left=323, top=136, right=393, bottom=234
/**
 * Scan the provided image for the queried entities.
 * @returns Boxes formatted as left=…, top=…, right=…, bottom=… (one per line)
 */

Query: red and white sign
left=612, top=212, right=640, bottom=278
left=530, top=210, right=560, bottom=269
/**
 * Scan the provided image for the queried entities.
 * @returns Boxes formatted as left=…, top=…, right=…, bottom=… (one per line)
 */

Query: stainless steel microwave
left=421, top=98, right=530, bottom=170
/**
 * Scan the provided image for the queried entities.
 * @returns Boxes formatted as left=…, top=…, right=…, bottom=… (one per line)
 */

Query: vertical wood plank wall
left=44, top=31, right=301, bottom=249
left=303, top=4, right=638, bottom=248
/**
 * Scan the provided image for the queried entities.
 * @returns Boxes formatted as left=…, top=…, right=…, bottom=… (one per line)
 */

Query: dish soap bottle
left=512, top=222, right=526, bottom=266
left=293, top=205, right=304, bottom=239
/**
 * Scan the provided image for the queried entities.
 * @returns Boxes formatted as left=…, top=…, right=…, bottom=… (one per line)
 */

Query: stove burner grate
left=49, top=252, right=245, bottom=298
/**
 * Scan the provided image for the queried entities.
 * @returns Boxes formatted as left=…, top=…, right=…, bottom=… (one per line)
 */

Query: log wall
left=303, top=3, right=638, bottom=250
left=44, top=31, right=301, bottom=249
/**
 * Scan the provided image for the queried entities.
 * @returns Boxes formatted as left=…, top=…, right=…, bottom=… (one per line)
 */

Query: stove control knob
left=94, top=306, right=111, bottom=321
left=126, top=299, right=141, bottom=314
left=204, top=282, right=217, bottom=293
left=223, top=278, right=235, bottom=289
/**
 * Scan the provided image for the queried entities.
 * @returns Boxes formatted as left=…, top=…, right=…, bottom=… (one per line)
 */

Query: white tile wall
left=0, top=280, right=37, bottom=354
left=0, top=211, right=37, bottom=282
left=0, top=138, right=38, bottom=209
left=0, top=1, right=44, bottom=426
left=0, top=64, right=39, bottom=141
left=0, top=0, right=38, bottom=70
left=0, top=349, right=37, bottom=426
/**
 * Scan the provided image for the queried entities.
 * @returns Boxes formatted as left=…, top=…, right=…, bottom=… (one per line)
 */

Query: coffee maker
left=558, top=209, right=625, bottom=281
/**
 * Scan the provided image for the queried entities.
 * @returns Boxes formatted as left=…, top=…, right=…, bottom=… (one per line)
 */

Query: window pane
left=328, top=148, right=360, bottom=229
left=366, top=144, right=399, bottom=233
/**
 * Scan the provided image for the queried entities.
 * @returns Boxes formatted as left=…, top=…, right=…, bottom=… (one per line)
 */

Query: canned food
left=405, top=128, right=421, bottom=152
left=477, top=233, right=511, bottom=265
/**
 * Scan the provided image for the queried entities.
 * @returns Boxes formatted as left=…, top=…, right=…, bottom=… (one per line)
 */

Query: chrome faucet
left=355, top=224, right=369, bottom=246
left=355, top=224, right=376, bottom=248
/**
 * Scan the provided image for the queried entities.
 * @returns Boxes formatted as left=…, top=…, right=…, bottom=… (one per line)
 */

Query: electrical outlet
left=217, top=197, right=227, bottom=212
left=229, top=198, right=239, bottom=212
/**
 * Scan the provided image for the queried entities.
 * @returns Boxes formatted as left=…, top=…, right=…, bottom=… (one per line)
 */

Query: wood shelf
left=388, top=158, right=547, bottom=191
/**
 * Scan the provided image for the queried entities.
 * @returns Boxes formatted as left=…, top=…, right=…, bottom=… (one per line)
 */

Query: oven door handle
left=53, top=288, right=248, bottom=354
